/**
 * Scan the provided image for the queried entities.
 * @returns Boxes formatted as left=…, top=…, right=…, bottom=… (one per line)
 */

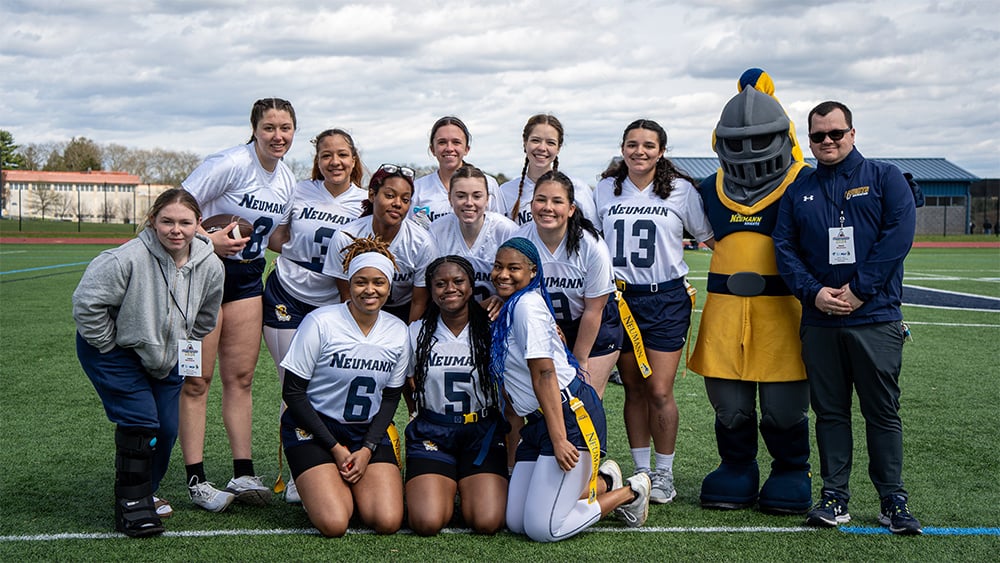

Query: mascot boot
left=758, top=418, right=812, bottom=514
left=114, top=426, right=164, bottom=538
left=701, top=417, right=760, bottom=509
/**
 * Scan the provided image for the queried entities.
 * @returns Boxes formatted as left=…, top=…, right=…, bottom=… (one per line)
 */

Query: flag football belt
left=387, top=423, right=402, bottom=467
left=525, top=378, right=601, bottom=503
left=615, top=278, right=686, bottom=379
left=417, top=407, right=496, bottom=426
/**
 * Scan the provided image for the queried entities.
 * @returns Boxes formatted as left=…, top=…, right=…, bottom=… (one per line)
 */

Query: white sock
left=631, top=447, right=651, bottom=473
left=655, top=452, right=675, bottom=473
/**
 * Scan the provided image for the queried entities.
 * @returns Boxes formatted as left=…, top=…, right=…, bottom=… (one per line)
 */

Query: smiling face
left=316, top=133, right=357, bottom=190
left=530, top=179, right=575, bottom=236
left=431, top=124, right=470, bottom=172
left=449, top=176, right=488, bottom=227
left=253, top=108, right=295, bottom=167
left=370, top=176, right=413, bottom=228
left=621, top=127, right=664, bottom=183
left=430, top=261, right=472, bottom=316
left=491, top=247, right=536, bottom=299
left=809, top=108, right=855, bottom=167
left=349, top=266, right=391, bottom=315
left=523, top=123, right=561, bottom=173
left=152, top=201, right=199, bottom=260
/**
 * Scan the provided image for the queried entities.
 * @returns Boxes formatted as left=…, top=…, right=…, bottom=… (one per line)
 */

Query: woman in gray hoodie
left=73, top=188, right=224, bottom=537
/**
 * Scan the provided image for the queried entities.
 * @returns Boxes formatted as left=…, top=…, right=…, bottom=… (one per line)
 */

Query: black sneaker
left=878, top=494, right=923, bottom=535
left=805, top=492, right=851, bottom=527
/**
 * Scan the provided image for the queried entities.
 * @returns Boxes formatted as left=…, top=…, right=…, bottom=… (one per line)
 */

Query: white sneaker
left=226, top=475, right=272, bottom=506
left=649, top=468, right=677, bottom=504
left=615, top=472, right=651, bottom=528
left=188, top=477, right=235, bottom=513
left=598, top=459, right=623, bottom=492
left=285, top=478, right=301, bottom=504
left=152, top=496, right=173, bottom=518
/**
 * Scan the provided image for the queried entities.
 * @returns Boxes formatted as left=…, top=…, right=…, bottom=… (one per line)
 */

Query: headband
left=347, top=252, right=395, bottom=283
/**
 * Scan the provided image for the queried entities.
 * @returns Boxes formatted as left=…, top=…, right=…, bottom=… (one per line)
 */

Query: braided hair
left=412, top=256, right=498, bottom=411
left=310, top=128, right=365, bottom=187
left=600, top=119, right=696, bottom=199
left=489, top=238, right=581, bottom=391
left=339, top=234, right=398, bottom=273
left=534, top=170, right=601, bottom=257
left=511, top=114, right=564, bottom=222
left=247, top=98, right=296, bottom=144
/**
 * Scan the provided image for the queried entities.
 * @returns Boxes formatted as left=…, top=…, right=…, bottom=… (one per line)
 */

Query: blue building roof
left=671, top=157, right=979, bottom=183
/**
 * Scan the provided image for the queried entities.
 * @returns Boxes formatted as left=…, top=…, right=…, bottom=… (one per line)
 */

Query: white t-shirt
left=182, top=143, right=295, bottom=261
left=429, top=211, right=519, bottom=301
left=594, top=176, right=713, bottom=284
left=409, top=171, right=502, bottom=226
left=275, top=181, right=367, bottom=306
left=408, top=318, right=492, bottom=415
left=497, top=173, right=599, bottom=227
left=513, top=223, right=614, bottom=323
left=280, top=303, right=410, bottom=423
left=500, top=291, right=578, bottom=416
left=322, top=216, right=438, bottom=308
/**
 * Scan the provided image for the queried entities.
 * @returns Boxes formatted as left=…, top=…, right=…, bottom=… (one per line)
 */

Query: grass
left=0, top=244, right=998, bottom=561
left=0, top=218, right=137, bottom=237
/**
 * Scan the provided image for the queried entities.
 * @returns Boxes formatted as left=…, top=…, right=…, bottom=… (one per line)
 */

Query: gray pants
left=802, top=321, right=907, bottom=499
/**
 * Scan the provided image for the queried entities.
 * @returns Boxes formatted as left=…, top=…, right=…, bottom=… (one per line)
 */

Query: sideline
left=0, top=261, right=91, bottom=276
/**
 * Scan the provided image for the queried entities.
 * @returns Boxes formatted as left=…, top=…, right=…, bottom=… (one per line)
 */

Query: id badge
left=828, top=226, right=856, bottom=265
left=178, top=339, right=203, bottom=377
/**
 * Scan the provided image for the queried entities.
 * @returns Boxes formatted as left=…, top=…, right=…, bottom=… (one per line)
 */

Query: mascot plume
left=689, top=69, right=813, bottom=514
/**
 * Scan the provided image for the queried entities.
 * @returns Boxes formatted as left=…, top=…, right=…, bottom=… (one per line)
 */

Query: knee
left=368, top=513, right=402, bottom=535
left=467, top=513, right=504, bottom=535
left=311, top=514, right=349, bottom=538
left=222, top=370, right=255, bottom=391
left=182, top=377, right=210, bottom=398
left=716, top=406, right=754, bottom=430
left=408, top=512, right=445, bottom=537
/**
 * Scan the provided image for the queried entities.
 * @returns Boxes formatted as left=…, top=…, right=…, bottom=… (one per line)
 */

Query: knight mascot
left=689, top=69, right=813, bottom=514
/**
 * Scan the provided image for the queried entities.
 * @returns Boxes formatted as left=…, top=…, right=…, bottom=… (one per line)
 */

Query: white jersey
left=498, top=174, right=599, bottom=227
left=280, top=303, right=410, bottom=423
left=322, top=216, right=438, bottom=308
left=409, top=171, right=502, bottom=226
left=275, top=181, right=367, bottom=306
left=514, top=223, right=614, bottom=323
left=501, top=291, right=578, bottom=416
left=429, top=212, right=519, bottom=301
left=594, top=176, right=713, bottom=284
left=408, top=319, right=492, bottom=416
left=182, top=143, right=295, bottom=261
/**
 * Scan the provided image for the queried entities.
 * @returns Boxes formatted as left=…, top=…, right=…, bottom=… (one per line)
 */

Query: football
left=201, top=214, right=254, bottom=239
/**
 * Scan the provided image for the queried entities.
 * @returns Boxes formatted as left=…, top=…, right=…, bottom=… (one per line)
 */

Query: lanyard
left=156, top=259, right=194, bottom=339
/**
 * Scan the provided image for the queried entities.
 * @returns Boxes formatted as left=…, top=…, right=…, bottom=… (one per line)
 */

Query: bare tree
left=29, top=185, right=60, bottom=220
left=98, top=198, right=118, bottom=224
left=119, top=198, right=134, bottom=224
left=56, top=192, right=75, bottom=220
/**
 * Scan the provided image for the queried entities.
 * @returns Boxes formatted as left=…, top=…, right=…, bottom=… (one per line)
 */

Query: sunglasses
left=808, top=128, right=852, bottom=144
left=375, top=163, right=415, bottom=180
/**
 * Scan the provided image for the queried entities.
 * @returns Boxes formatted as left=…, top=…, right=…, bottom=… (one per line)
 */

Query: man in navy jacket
left=773, top=101, right=922, bottom=535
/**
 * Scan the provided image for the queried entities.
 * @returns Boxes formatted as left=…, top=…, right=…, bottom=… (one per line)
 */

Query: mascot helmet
left=714, top=86, right=793, bottom=189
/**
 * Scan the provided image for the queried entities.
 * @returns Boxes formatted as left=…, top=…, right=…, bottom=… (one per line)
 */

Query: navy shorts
left=280, top=410, right=398, bottom=479
left=619, top=280, right=692, bottom=353
left=516, top=378, right=607, bottom=462
left=222, top=258, right=265, bottom=303
left=404, top=413, right=509, bottom=482
left=558, top=298, right=623, bottom=358
left=262, top=271, right=317, bottom=329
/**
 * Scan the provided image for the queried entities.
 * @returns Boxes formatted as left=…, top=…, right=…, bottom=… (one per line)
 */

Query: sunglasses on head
left=808, top=128, right=852, bottom=144
left=375, top=163, right=415, bottom=180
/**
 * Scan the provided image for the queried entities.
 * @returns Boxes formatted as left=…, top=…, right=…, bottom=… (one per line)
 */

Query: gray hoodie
left=73, top=228, right=225, bottom=378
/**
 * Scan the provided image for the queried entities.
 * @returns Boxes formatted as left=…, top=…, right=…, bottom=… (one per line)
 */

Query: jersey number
left=549, top=292, right=570, bottom=322
left=343, top=376, right=376, bottom=422
left=443, top=371, right=472, bottom=415
left=241, top=217, right=274, bottom=260
left=311, top=227, right=336, bottom=268
left=612, top=219, right=656, bottom=268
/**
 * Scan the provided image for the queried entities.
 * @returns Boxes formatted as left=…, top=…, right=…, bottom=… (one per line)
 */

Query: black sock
left=233, top=459, right=254, bottom=479
left=186, top=462, right=206, bottom=485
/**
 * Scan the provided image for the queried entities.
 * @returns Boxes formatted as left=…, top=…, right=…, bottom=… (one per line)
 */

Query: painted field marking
left=0, top=261, right=90, bottom=276
left=3, top=525, right=998, bottom=542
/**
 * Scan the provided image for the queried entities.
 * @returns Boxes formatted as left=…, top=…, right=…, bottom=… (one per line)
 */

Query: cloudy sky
left=3, top=0, right=998, bottom=180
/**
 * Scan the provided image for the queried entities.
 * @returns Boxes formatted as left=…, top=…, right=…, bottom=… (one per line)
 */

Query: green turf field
left=1, top=244, right=997, bottom=561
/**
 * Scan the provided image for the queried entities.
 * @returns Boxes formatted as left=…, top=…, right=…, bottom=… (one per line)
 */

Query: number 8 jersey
left=594, top=176, right=713, bottom=284
left=280, top=303, right=410, bottom=424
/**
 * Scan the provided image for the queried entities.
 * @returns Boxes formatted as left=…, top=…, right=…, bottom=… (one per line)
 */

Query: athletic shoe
left=615, top=472, right=651, bottom=528
left=649, top=468, right=677, bottom=504
left=188, top=476, right=235, bottom=513
left=878, top=494, right=923, bottom=535
left=226, top=475, right=272, bottom=506
left=598, top=459, right=623, bottom=492
left=152, top=496, right=173, bottom=518
left=285, top=478, right=301, bottom=504
left=805, top=492, right=851, bottom=527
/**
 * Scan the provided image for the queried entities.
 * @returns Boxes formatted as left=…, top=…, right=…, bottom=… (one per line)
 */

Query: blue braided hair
left=489, top=237, right=581, bottom=391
